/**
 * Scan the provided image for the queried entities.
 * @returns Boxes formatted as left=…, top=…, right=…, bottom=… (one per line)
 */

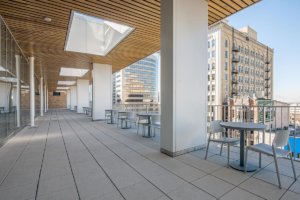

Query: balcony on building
left=232, top=56, right=240, bottom=63
left=232, top=45, right=240, bottom=52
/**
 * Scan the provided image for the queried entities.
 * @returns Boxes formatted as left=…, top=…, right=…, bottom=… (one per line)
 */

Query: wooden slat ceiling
left=0, top=0, right=260, bottom=91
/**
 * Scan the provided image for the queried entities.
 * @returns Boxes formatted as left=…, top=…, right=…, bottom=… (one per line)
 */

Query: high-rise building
left=113, top=52, right=160, bottom=106
left=207, top=21, right=274, bottom=111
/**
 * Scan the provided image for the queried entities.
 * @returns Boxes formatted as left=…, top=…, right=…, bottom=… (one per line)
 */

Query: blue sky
left=228, top=0, right=300, bottom=103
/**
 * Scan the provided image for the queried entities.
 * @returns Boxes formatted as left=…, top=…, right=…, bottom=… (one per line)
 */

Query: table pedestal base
left=230, top=160, right=257, bottom=172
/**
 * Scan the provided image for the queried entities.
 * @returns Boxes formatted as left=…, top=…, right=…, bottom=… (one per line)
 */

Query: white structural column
left=29, top=56, right=35, bottom=127
left=76, top=79, right=89, bottom=113
left=40, top=77, right=44, bottom=116
left=70, top=86, right=77, bottom=110
left=46, top=86, right=48, bottom=111
left=92, top=63, right=112, bottom=120
left=160, top=0, right=208, bottom=156
left=15, top=55, right=21, bottom=127
left=44, top=84, right=47, bottom=113
left=67, top=89, right=71, bottom=109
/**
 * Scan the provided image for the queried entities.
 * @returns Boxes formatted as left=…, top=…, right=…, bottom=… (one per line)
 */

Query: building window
left=212, top=50, right=215, bottom=58
left=225, top=62, right=228, bottom=70
left=212, top=63, right=215, bottom=70
left=212, top=39, right=215, bottom=47
left=208, top=41, right=210, bottom=48
left=212, top=85, right=215, bottom=91
left=212, top=74, right=215, bottom=81
left=208, top=64, right=210, bottom=70
left=225, top=51, right=228, bottom=58
left=225, top=74, right=228, bottom=81
left=211, top=95, right=215, bottom=102
left=225, top=40, right=228, bottom=47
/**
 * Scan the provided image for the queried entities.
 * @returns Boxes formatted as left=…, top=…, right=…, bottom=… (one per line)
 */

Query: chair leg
left=137, top=124, right=139, bottom=134
left=227, top=144, right=230, bottom=167
left=289, top=152, right=297, bottom=181
left=273, top=154, right=282, bottom=189
left=220, top=143, right=224, bottom=156
left=205, top=140, right=210, bottom=160
left=244, top=148, right=248, bottom=173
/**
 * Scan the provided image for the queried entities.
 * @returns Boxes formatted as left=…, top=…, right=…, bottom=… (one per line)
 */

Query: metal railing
left=208, top=104, right=300, bottom=160
left=110, top=103, right=300, bottom=160
left=113, top=103, right=160, bottom=113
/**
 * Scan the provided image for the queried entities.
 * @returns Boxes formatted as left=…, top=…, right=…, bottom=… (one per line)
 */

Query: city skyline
left=228, top=0, right=300, bottom=103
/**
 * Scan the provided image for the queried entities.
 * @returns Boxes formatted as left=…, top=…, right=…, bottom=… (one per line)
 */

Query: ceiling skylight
left=57, top=81, right=76, bottom=86
left=65, top=11, right=134, bottom=56
left=57, top=86, right=69, bottom=90
left=60, top=67, right=88, bottom=77
left=0, top=66, right=8, bottom=72
left=0, top=77, right=18, bottom=83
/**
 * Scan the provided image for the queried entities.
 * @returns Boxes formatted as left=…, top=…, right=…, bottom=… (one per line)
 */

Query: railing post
left=294, top=107, right=296, bottom=160
left=262, top=106, right=265, bottom=144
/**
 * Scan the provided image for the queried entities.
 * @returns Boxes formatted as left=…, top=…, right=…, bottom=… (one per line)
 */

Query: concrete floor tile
left=168, top=184, right=216, bottom=200
left=120, top=179, right=164, bottom=200
left=240, top=177, right=286, bottom=200
left=212, top=167, right=249, bottom=186
left=192, top=175, right=235, bottom=198
left=220, top=188, right=263, bottom=200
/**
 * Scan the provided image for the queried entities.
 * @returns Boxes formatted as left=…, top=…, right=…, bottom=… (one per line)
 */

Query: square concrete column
left=92, top=63, right=112, bottom=120
left=67, top=89, right=71, bottom=109
left=29, top=56, right=35, bottom=127
left=76, top=79, right=89, bottom=113
left=70, top=86, right=77, bottom=110
left=160, top=0, right=208, bottom=156
left=15, top=55, right=21, bottom=127
left=44, top=84, right=47, bottom=113
left=40, top=77, right=44, bottom=116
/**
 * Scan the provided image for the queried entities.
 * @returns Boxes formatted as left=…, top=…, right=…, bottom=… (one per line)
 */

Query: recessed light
left=56, top=86, right=69, bottom=90
left=57, top=81, right=76, bottom=86
left=59, top=67, right=88, bottom=77
left=44, top=17, right=52, bottom=22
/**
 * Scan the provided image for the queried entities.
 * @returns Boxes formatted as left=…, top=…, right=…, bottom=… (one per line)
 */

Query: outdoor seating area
left=0, top=110, right=299, bottom=200
left=104, top=109, right=161, bottom=138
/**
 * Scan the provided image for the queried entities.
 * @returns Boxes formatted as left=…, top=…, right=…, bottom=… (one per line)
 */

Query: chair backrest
left=210, top=120, right=224, bottom=134
left=151, top=115, right=160, bottom=125
left=272, top=129, right=290, bottom=147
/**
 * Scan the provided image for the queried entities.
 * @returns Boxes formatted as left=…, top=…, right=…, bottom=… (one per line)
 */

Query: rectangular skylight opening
left=56, top=86, right=70, bottom=90
left=57, top=81, right=76, bottom=86
left=65, top=11, right=134, bottom=56
left=60, top=67, right=89, bottom=77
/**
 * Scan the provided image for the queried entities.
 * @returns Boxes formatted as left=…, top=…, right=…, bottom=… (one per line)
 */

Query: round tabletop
left=137, top=113, right=160, bottom=116
left=220, top=122, right=266, bottom=131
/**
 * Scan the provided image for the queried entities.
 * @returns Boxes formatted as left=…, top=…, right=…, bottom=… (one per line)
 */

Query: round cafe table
left=137, top=113, right=160, bottom=138
left=220, top=122, right=266, bottom=172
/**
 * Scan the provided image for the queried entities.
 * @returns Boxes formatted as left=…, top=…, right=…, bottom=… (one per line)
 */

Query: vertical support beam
left=160, top=0, right=208, bottom=156
left=76, top=79, right=89, bottom=113
left=44, top=84, right=47, bottom=112
left=92, top=63, right=112, bottom=120
left=29, top=56, right=35, bottom=127
left=67, top=89, right=71, bottom=109
left=40, top=76, right=44, bottom=116
left=15, top=55, right=21, bottom=127
left=46, top=86, right=48, bottom=111
left=70, top=86, right=77, bottom=110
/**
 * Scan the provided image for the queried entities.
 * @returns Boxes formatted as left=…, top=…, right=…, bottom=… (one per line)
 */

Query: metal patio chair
left=205, top=120, right=239, bottom=166
left=244, top=129, right=297, bottom=189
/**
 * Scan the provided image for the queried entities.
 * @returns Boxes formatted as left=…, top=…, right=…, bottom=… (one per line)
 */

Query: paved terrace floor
left=0, top=110, right=299, bottom=200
